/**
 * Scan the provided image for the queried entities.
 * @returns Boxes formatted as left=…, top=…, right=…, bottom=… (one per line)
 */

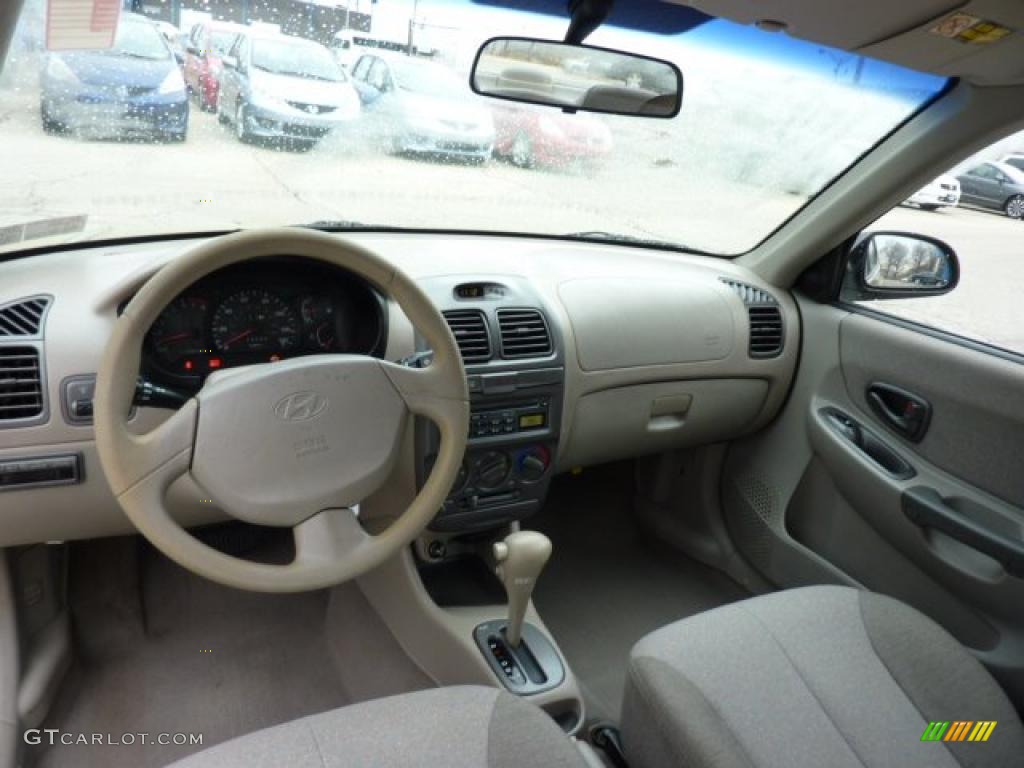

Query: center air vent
left=0, top=296, right=51, bottom=338
left=0, top=347, right=44, bottom=421
left=442, top=309, right=492, bottom=363
left=497, top=309, right=552, bottom=359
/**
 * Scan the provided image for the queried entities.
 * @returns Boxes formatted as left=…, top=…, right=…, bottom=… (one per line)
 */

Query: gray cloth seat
left=169, top=685, right=587, bottom=768
left=622, top=586, right=1024, bottom=768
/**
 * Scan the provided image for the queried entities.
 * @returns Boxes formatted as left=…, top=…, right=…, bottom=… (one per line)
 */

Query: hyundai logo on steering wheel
left=274, top=391, right=328, bottom=422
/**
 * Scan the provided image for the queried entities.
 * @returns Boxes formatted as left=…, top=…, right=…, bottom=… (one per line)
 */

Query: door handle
left=867, top=383, right=931, bottom=442
left=821, top=408, right=915, bottom=480
left=902, top=487, right=1024, bottom=578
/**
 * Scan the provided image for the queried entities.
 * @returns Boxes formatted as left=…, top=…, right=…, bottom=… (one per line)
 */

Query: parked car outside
left=217, top=31, right=360, bottom=147
left=154, top=21, right=186, bottom=66
left=349, top=53, right=494, bottom=162
left=903, top=174, right=960, bottom=210
left=956, top=161, right=1024, bottom=219
left=183, top=20, right=247, bottom=111
left=39, top=13, right=188, bottom=142
left=492, top=102, right=612, bottom=169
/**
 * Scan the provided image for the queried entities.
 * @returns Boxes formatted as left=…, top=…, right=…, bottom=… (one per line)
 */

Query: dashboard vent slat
left=0, top=296, right=51, bottom=338
left=720, top=278, right=784, bottom=358
left=748, top=306, right=784, bottom=358
left=442, top=309, right=492, bottom=363
left=720, top=278, right=777, bottom=307
left=497, top=309, right=552, bottom=359
left=0, top=347, right=44, bottom=420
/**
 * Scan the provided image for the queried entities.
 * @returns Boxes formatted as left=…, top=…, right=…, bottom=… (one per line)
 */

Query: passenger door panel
left=722, top=298, right=1024, bottom=709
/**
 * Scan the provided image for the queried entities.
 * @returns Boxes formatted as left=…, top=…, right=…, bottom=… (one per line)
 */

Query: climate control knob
left=476, top=451, right=511, bottom=491
left=515, top=445, right=550, bottom=483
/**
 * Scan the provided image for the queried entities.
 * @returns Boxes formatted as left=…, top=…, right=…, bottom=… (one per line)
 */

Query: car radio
left=424, top=374, right=563, bottom=533
left=469, top=400, right=549, bottom=439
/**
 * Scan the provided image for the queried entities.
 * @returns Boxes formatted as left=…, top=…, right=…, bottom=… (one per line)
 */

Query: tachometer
left=149, top=296, right=209, bottom=364
left=211, top=289, right=301, bottom=354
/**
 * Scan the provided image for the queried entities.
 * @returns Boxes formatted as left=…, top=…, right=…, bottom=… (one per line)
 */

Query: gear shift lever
left=493, top=531, right=552, bottom=647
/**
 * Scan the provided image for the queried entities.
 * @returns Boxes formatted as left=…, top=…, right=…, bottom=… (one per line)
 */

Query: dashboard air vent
left=497, top=309, right=552, bottom=359
left=442, top=309, right=492, bottom=363
left=720, top=278, right=784, bottom=358
left=0, top=296, right=51, bottom=338
left=748, top=306, right=784, bottom=358
left=0, top=347, right=44, bottom=421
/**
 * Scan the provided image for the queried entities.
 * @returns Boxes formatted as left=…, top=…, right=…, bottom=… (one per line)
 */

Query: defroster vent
left=0, top=296, right=51, bottom=338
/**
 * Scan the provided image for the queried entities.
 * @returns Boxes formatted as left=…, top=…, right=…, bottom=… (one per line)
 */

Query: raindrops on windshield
left=0, top=0, right=946, bottom=255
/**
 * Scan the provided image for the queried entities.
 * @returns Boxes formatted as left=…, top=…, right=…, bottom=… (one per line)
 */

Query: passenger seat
left=621, top=586, right=1024, bottom=768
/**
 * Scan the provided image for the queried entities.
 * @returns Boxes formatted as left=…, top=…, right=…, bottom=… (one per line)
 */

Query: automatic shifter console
left=473, top=531, right=565, bottom=694
left=494, top=530, right=551, bottom=645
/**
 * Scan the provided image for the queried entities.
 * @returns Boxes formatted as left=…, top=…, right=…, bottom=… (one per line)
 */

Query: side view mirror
left=186, top=44, right=200, bottom=56
left=470, top=36, right=682, bottom=118
left=221, top=56, right=237, bottom=70
left=842, top=232, right=958, bottom=300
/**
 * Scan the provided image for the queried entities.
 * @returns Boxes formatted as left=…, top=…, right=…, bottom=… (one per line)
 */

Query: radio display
left=519, top=413, right=545, bottom=429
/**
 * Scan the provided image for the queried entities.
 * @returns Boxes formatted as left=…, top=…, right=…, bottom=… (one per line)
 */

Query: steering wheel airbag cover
left=192, top=356, right=407, bottom=527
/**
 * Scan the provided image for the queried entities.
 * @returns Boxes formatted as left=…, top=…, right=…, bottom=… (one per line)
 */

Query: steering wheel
left=94, top=229, right=468, bottom=592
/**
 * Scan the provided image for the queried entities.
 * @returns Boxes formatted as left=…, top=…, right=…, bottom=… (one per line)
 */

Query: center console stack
left=416, top=276, right=565, bottom=534
left=375, top=284, right=579, bottom=728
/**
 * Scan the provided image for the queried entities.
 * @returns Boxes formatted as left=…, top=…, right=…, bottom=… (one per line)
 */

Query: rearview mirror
left=843, top=232, right=959, bottom=300
left=471, top=37, right=682, bottom=118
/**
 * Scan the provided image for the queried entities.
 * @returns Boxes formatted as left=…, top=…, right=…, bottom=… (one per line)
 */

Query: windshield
left=251, top=38, right=342, bottom=81
left=0, top=2, right=947, bottom=256
left=112, top=20, right=170, bottom=60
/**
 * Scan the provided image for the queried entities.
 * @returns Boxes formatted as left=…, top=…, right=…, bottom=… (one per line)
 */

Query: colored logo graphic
left=921, top=721, right=997, bottom=742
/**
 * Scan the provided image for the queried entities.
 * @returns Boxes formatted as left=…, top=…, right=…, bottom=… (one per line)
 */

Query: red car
left=183, top=21, right=246, bottom=112
left=493, top=103, right=613, bottom=169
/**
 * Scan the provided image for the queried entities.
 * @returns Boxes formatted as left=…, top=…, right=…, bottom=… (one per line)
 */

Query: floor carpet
left=32, top=538, right=349, bottom=768
left=531, top=463, right=749, bottom=723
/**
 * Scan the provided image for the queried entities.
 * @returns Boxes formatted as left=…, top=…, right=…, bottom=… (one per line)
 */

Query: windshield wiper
left=302, top=220, right=403, bottom=232
left=562, top=231, right=682, bottom=248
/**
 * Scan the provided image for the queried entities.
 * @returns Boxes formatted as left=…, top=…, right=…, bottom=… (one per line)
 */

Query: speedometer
left=211, top=289, right=301, bottom=354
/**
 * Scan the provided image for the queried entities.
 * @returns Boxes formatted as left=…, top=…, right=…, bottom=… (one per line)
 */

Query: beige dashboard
left=0, top=232, right=799, bottom=546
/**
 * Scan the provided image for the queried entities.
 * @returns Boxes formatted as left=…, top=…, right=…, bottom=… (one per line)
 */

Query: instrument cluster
left=142, top=258, right=386, bottom=391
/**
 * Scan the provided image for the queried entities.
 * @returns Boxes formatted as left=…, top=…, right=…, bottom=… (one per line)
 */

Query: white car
left=905, top=174, right=960, bottom=210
